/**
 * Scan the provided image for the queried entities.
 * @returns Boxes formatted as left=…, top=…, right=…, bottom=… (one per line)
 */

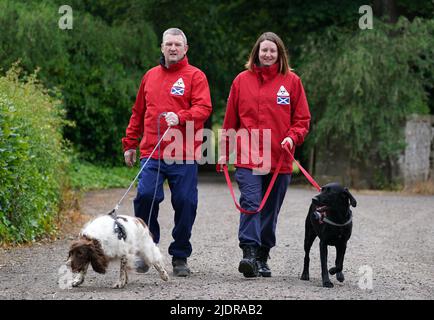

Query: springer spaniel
left=66, top=214, right=169, bottom=288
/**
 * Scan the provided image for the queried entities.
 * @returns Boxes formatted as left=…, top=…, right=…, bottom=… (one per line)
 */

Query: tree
left=300, top=17, right=434, bottom=186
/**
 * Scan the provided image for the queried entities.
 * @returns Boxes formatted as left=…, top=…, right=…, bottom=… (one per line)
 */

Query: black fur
left=300, top=182, right=357, bottom=288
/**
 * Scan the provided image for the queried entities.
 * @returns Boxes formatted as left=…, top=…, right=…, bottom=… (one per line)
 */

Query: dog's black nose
left=312, top=196, right=320, bottom=205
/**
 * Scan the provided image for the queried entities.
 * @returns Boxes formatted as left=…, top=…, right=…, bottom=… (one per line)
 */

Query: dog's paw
left=336, top=272, right=345, bottom=282
left=300, top=273, right=310, bottom=281
left=322, top=281, right=334, bottom=288
left=329, top=267, right=337, bottom=275
left=71, top=278, right=84, bottom=287
left=160, top=270, right=169, bottom=281
left=113, top=281, right=126, bottom=289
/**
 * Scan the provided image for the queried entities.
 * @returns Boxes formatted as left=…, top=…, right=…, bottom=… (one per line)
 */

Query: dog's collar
left=314, top=207, right=353, bottom=227
left=323, top=210, right=352, bottom=227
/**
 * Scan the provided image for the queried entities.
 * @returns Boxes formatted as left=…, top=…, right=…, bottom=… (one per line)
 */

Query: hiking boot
left=238, top=245, right=259, bottom=278
left=172, top=257, right=191, bottom=277
left=135, top=258, right=150, bottom=274
left=256, top=246, right=271, bottom=277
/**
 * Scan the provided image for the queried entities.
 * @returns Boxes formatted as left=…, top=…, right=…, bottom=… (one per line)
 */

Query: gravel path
left=1, top=174, right=433, bottom=300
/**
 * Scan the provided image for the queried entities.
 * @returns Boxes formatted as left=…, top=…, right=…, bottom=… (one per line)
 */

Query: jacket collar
left=253, top=63, right=279, bottom=83
left=160, top=55, right=189, bottom=72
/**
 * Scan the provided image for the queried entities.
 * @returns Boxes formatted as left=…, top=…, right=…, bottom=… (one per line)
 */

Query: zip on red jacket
left=221, top=63, right=311, bottom=174
left=122, top=56, right=212, bottom=161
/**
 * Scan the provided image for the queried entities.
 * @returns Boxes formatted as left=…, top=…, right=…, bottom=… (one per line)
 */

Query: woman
left=218, top=32, right=311, bottom=278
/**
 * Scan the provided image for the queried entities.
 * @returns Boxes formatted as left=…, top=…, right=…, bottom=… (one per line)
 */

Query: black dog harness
left=106, top=209, right=127, bottom=240
left=113, top=219, right=127, bottom=240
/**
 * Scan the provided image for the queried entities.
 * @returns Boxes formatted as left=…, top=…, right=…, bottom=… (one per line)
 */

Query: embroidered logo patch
left=277, top=85, right=290, bottom=105
left=171, top=78, right=185, bottom=96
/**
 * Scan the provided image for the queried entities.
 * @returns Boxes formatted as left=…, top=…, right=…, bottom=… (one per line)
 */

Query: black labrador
left=300, top=182, right=357, bottom=288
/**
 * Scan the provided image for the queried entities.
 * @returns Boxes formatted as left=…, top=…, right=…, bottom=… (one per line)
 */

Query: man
left=122, top=28, right=212, bottom=277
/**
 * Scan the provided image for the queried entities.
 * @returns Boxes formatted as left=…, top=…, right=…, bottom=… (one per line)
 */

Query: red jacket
left=221, top=63, right=311, bottom=173
left=122, top=56, right=212, bottom=160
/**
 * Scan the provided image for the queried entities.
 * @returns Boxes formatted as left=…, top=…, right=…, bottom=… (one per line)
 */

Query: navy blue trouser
left=235, top=167, right=291, bottom=249
left=133, top=158, right=198, bottom=258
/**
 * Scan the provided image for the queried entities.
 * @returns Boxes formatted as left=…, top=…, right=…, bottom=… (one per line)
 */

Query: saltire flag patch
left=276, top=85, right=290, bottom=105
left=171, top=78, right=185, bottom=96
left=277, top=97, right=290, bottom=104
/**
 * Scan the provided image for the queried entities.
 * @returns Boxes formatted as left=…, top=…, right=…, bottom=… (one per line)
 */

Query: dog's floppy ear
left=344, top=188, right=357, bottom=207
left=68, top=239, right=88, bottom=259
left=67, top=239, right=93, bottom=272
left=88, top=240, right=108, bottom=274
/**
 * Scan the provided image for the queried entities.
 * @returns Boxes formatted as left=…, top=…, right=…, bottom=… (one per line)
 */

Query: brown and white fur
left=66, top=215, right=169, bottom=288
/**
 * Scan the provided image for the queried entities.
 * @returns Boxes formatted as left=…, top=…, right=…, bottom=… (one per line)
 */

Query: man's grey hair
left=162, top=28, right=188, bottom=45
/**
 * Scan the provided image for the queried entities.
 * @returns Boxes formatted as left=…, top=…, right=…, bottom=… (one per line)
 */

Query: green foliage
left=302, top=18, right=434, bottom=159
left=61, top=12, right=158, bottom=164
left=0, top=65, right=69, bottom=244
left=396, top=0, right=434, bottom=20
left=67, top=157, right=137, bottom=191
left=300, top=17, right=434, bottom=177
left=0, top=1, right=70, bottom=87
left=0, top=0, right=159, bottom=165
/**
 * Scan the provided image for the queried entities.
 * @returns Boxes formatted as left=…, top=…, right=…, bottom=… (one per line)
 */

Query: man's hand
left=124, top=149, right=136, bottom=167
left=165, top=112, right=179, bottom=127
left=281, top=137, right=294, bottom=150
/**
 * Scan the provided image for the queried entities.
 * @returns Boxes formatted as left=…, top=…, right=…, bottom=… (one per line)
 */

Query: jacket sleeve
left=286, top=76, right=311, bottom=146
left=220, top=77, right=240, bottom=160
left=122, top=75, right=146, bottom=151
left=177, top=71, right=212, bottom=125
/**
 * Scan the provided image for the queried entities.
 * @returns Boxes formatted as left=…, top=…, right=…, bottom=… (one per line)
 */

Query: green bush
left=0, top=65, right=69, bottom=244
left=0, top=0, right=159, bottom=165
left=67, top=157, right=137, bottom=191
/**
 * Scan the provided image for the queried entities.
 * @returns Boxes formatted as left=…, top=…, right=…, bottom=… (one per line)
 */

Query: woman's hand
left=281, top=137, right=294, bottom=150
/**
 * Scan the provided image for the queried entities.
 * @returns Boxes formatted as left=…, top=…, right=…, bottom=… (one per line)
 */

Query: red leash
left=221, top=143, right=321, bottom=215
left=282, top=144, right=321, bottom=192
left=222, top=152, right=286, bottom=215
